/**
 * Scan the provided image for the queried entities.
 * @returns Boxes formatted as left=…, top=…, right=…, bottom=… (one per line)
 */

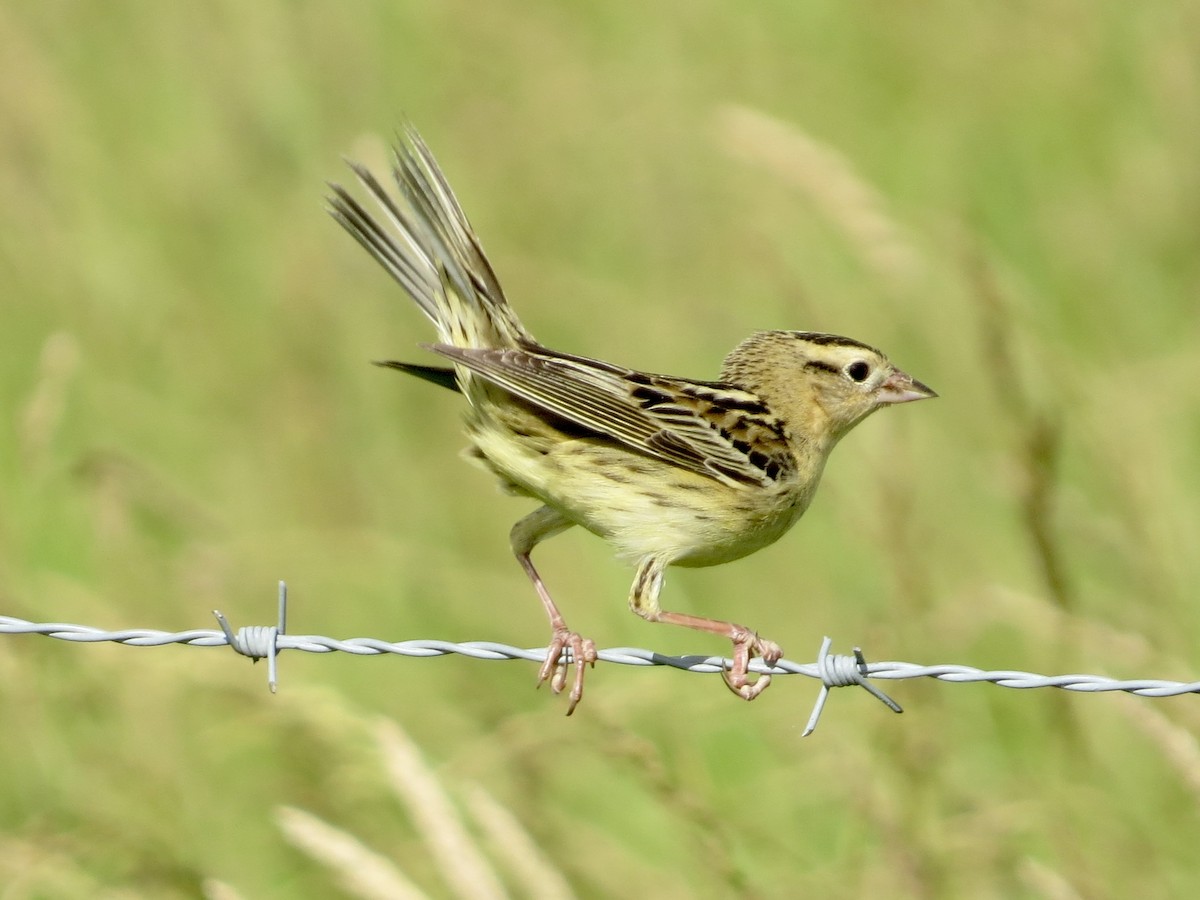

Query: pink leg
left=628, top=558, right=781, bottom=700
left=511, top=507, right=596, bottom=715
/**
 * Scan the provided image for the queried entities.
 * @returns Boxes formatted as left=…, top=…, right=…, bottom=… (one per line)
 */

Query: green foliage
left=2, top=1, right=1199, bottom=896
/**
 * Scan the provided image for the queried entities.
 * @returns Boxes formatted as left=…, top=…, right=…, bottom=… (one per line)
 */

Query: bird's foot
left=537, top=628, right=597, bottom=715
left=722, top=627, right=782, bottom=701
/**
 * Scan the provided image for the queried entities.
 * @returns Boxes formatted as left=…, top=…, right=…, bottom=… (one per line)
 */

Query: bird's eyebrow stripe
left=804, top=360, right=841, bottom=375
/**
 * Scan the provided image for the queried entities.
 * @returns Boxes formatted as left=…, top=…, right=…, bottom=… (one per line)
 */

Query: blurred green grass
left=2, top=0, right=1199, bottom=896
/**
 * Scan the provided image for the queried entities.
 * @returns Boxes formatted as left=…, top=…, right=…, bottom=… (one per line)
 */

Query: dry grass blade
left=18, top=331, right=79, bottom=472
left=1017, top=857, right=1085, bottom=900
left=0, top=836, right=111, bottom=898
left=464, top=784, right=577, bottom=900
left=376, top=719, right=507, bottom=900
left=275, top=805, right=428, bottom=900
left=967, top=249, right=1076, bottom=613
left=201, top=878, right=249, bottom=900
left=715, top=103, right=920, bottom=286
left=1117, top=698, right=1200, bottom=803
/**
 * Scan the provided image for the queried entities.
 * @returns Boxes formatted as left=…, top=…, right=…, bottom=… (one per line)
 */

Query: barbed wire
left=3, top=582, right=1197, bottom=735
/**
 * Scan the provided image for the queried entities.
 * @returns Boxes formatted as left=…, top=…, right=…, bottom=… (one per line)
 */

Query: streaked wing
left=426, top=344, right=794, bottom=488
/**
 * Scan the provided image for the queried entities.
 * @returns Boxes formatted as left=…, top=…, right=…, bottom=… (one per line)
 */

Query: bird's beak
left=878, top=368, right=937, bottom=405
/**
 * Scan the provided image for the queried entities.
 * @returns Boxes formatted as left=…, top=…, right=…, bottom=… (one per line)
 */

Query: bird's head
left=721, top=330, right=936, bottom=444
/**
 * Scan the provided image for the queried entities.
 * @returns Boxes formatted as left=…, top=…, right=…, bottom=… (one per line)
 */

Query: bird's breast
left=466, top=421, right=822, bottom=568
left=546, top=448, right=817, bottom=568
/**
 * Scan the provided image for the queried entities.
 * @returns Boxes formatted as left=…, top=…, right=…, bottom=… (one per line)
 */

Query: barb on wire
left=214, top=580, right=289, bottom=693
left=803, top=638, right=902, bottom=737
left=3, top=581, right=1199, bottom=734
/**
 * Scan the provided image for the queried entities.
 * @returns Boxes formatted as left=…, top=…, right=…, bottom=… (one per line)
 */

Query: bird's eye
left=846, top=361, right=871, bottom=383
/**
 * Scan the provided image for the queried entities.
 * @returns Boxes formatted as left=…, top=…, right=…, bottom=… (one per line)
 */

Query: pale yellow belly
left=470, top=427, right=816, bottom=567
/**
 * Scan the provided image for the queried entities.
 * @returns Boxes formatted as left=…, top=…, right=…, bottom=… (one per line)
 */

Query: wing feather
left=427, top=344, right=792, bottom=488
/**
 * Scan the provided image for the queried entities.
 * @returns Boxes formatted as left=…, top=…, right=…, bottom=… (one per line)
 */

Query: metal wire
left=3, top=582, right=1197, bottom=734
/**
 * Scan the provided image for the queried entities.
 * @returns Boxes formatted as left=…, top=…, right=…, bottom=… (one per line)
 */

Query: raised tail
left=328, top=125, right=533, bottom=351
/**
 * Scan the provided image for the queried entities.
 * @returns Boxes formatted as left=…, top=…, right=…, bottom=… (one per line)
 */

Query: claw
left=537, top=629, right=597, bottom=715
left=721, top=629, right=782, bottom=701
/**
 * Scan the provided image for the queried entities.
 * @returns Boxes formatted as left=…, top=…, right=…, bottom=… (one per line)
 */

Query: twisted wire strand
left=5, top=614, right=1195, bottom=692
left=3, top=582, right=1197, bottom=733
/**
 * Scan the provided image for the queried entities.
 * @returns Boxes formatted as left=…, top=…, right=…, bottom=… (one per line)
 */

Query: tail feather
left=392, top=130, right=507, bottom=312
left=329, top=172, right=441, bottom=326
left=373, top=360, right=461, bottom=392
left=328, top=125, right=533, bottom=351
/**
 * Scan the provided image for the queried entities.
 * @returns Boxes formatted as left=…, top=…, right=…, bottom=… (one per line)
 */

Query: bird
left=327, top=124, right=936, bottom=714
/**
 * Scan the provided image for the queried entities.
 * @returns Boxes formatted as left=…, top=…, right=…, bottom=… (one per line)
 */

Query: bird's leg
left=628, top=557, right=782, bottom=700
left=511, top=506, right=595, bottom=714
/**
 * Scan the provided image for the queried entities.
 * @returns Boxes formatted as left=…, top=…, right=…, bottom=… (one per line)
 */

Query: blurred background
left=2, top=1, right=1199, bottom=897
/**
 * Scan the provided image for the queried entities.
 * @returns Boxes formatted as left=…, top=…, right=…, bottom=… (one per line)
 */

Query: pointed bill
left=878, top=368, right=937, bottom=405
